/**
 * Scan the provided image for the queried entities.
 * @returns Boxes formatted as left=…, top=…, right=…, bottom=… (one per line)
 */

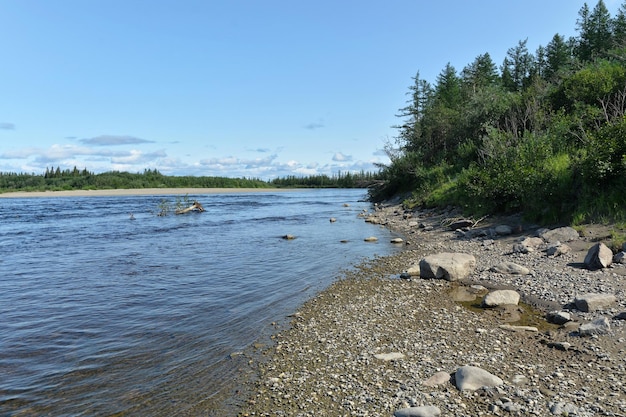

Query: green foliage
left=271, top=171, right=380, bottom=188
left=0, top=168, right=381, bottom=194
left=376, top=0, right=626, bottom=224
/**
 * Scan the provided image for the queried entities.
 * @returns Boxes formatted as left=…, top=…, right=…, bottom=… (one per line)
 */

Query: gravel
left=234, top=204, right=626, bottom=417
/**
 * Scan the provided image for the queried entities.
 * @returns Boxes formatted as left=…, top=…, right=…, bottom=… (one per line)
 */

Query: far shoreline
left=0, top=188, right=305, bottom=198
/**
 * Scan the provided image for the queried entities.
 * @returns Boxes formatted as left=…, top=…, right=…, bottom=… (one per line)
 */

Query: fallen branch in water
left=175, top=201, right=205, bottom=215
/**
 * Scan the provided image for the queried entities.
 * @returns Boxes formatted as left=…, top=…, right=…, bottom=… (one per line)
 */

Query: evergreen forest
left=373, top=0, right=626, bottom=224
left=0, top=167, right=380, bottom=192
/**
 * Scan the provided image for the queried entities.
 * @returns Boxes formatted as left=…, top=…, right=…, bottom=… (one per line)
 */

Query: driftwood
left=175, top=201, right=205, bottom=215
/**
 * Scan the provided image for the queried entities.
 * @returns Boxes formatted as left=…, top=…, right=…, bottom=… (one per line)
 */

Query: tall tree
left=434, top=63, right=462, bottom=107
left=395, top=71, right=433, bottom=152
left=545, top=33, right=573, bottom=79
left=501, top=39, right=535, bottom=91
left=576, top=0, right=613, bottom=61
left=612, top=0, right=626, bottom=48
left=461, top=53, right=499, bottom=93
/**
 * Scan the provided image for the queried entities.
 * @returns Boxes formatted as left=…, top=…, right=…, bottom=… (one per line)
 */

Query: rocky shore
left=234, top=203, right=626, bottom=417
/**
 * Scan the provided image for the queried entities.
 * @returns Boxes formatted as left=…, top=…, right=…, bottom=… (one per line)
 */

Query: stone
left=482, top=289, right=520, bottom=307
left=391, top=237, right=404, bottom=244
left=405, top=263, right=421, bottom=277
left=546, top=243, right=571, bottom=257
left=512, top=243, right=530, bottom=254
left=494, top=225, right=513, bottom=235
left=498, top=324, right=538, bottom=332
left=454, top=365, right=503, bottom=391
left=422, top=371, right=450, bottom=387
left=546, top=310, right=572, bottom=325
left=584, top=242, right=613, bottom=270
left=419, top=252, right=476, bottom=281
left=281, top=234, right=296, bottom=240
left=329, top=217, right=337, bottom=222
left=374, top=352, right=405, bottom=361
left=364, top=236, right=378, bottom=242
left=520, top=236, right=544, bottom=249
left=547, top=341, right=572, bottom=351
left=489, top=262, right=530, bottom=275
left=511, top=374, right=529, bottom=385
left=614, top=251, right=626, bottom=264
left=394, top=405, right=441, bottom=417
left=613, top=311, right=626, bottom=320
left=579, top=317, right=611, bottom=336
left=574, top=293, right=617, bottom=312
left=539, top=226, right=580, bottom=243
left=550, top=402, right=581, bottom=416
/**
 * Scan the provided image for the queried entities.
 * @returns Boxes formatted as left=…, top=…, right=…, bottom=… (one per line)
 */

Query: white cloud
left=332, top=152, right=352, bottom=162
left=80, top=135, right=155, bottom=146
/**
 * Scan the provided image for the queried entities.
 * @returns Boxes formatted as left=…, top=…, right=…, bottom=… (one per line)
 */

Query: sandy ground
left=0, top=188, right=296, bottom=198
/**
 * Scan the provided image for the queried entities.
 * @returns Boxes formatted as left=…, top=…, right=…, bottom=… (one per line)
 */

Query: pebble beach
left=234, top=203, right=626, bottom=416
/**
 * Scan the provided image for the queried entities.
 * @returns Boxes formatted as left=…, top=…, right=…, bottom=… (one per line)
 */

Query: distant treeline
left=0, top=167, right=381, bottom=192
left=271, top=170, right=381, bottom=188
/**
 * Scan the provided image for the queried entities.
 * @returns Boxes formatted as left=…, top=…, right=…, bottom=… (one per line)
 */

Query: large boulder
left=574, top=293, right=617, bottom=312
left=455, top=365, right=503, bottom=391
left=482, top=290, right=521, bottom=307
left=538, top=226, right=580, bottom=243
left=584, top=242, right=613, bottom=270
left=419, top=253, right=476, bottom=281
left=579, top=317, right=611, bottom=336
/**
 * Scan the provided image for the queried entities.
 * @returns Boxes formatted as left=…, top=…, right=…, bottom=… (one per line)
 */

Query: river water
left=0, top=189, right=402, bottom=416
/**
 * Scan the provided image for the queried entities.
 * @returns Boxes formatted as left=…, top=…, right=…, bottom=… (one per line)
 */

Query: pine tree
left=576, top=0, right=613, bottom=61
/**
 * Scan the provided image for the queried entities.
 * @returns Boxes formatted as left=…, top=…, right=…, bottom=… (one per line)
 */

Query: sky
left=0, top=0, right=623, bottom=180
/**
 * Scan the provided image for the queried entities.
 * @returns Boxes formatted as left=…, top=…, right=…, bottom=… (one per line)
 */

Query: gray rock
left=550, top=402, right=581, bottom=416
left=547, top=341, right=572, bottom=351
left=490, top=261, right=530, bottom=275
left=405, top=263, right=421, bottom=276
left=482, top=289, right=520, bottom=307
left=394, top=405, right=441, bottom=417
left=579, top=317, right=611, bottom=336
left=520, top=236, right=544, bottom=249
left=539, top=226, right=580, bottom=243
left=419, top=252, right=476, bottom=281
left=498, top=324, right=538, bottom=332
left=614, top=311, right=626, bottom=320
left=584, top=242, right=613, bottom=270
left=374, top=352, right=405, bottom=361
left=364, top=236, right=378, bottom=242
left=574, top=293, right=617, bottom=312
left=512, top=243, right=530, bottom=254
left=494, top=225, right=513, bottom=235
left=390, top=237, right=404, bottom=244
left=455, top=365, right=503, bottom=391
left=422, top=371, right=450, bottom=387
left=546, top=310, right=572, bottom=325
left=511, top=374, right=529, bottom=385
left=546, top=243, right=571, bottom=257
left=614, top=251, right=626, bottom=264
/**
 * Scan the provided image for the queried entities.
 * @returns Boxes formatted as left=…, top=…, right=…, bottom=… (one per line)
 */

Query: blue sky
left=0, top=0, right=622, bottom=179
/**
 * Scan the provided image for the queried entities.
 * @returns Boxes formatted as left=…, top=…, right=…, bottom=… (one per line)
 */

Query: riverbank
left=233, top=203, right=626, bottom=416
left=0, top=188, right=294, bottom=198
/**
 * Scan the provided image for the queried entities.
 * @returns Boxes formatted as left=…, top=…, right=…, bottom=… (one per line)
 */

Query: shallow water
left=0, top=189, right=401, bottom=416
